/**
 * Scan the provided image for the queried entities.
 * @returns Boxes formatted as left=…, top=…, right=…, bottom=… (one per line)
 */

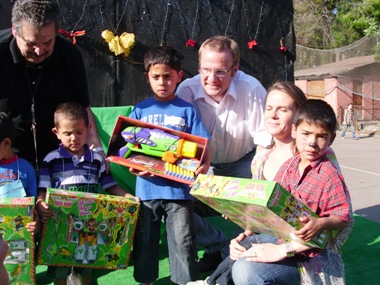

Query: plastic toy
left=118, top=126, right=198, bottom=163
left=38, top=189, right=140, bottom=269
left=0, top=197, right=35, bottom=284
left=190, top=174, right=332, bottom=249
left=107, top=116, right=208, bottom=185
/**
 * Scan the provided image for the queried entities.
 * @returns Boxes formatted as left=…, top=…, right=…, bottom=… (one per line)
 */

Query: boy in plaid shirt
left=230, top=99, right=353, bottom=285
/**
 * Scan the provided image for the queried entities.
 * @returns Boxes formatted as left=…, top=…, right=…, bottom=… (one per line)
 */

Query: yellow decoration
left=101, top=30, right=135, bottom=57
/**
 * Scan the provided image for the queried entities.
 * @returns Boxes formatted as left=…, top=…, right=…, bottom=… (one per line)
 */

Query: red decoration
left=59, top=29, right=86, bottom=45
left=280, top=45, right=287, bottom=53
left=248, top=40, right=258, bottom=49
left=186, top=39, right=196, bottom=47
left=279, top=37, right=287, bottom=53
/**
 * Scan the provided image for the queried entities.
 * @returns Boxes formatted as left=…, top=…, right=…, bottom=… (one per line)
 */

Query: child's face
left=292, top=121, right=335, bottom=163
left=52, top=118, right=90, bottom=155
left=145, top=63, right=183, bottom=102
left=0, top=138, right=12, bottom=160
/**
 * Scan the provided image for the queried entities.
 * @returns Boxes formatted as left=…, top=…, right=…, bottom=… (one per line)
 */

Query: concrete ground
left=334, top=126, right=380, bottom=224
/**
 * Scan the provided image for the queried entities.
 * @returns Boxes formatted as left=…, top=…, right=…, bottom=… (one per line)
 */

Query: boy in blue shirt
left=0, top=112, right=38, bottom=235
left=0, top=112, right=37, bottom=199
left=130, top=46, right=210, bottom=285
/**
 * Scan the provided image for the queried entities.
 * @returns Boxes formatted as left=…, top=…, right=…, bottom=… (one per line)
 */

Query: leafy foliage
left=294, top=0, right=380, bottom=48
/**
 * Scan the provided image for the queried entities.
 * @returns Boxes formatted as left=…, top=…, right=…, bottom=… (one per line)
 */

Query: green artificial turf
left=35, top=214, right=380, bottom=285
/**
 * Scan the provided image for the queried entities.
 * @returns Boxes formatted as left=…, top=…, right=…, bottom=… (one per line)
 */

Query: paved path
left=333, top=132, right=380, bottom=223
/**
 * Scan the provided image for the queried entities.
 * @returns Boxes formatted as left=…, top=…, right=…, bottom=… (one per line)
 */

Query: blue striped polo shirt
left=38, top=144, right=116, bottom=193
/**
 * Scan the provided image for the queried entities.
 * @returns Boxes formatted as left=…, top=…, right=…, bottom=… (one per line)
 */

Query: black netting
left=0, top=0, right=295, bottom=106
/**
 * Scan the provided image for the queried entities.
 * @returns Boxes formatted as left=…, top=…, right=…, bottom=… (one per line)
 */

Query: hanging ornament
left=59, top=29, right=86, bottom=45
left=279, top=37, right=287, bottom=53
left=58, top=0, right=88, bottom=45
left=101, top=30, right=135, bottom=57
left=248, top=39, right=258, bottom=49
left=186, top=39, right=196, bottom=47
left=243, top=0, right=264, bottom=51
left=184, top=0, right=199, bottom=47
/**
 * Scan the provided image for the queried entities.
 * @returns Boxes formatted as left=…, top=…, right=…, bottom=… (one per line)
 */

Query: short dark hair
left=144, top=46, right=182, bottom=72
left=12, top=0, right=59, bottom=33
left=0, top=112, right=15, bottom=143
left=294, top=99, right=337, bottom=134
left=54, top=102, right=89, bottom=128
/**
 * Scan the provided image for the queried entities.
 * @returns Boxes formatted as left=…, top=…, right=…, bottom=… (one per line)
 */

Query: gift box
left=38, top=188, right=139, bottom=269
left=106, top=116, right=208, bottom=184
left=0, top=197, right=35, bottom=284
left=190, top=174, right=331, bottom=248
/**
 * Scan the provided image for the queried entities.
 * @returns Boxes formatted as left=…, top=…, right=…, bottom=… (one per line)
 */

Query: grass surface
left=35, top=214, right=380, bottom=285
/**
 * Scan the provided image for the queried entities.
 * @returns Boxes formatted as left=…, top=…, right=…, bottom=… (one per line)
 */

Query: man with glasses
left=0, top=0, right=104, bottom=170
left=177, top=35, right=270, bottom=272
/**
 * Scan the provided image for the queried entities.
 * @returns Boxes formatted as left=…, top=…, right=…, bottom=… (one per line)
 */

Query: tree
left=332, top=0, right=380, bottom=47
left=294, top=0, right=380, bottom=48
left=293, top=0, right=338, bottom=49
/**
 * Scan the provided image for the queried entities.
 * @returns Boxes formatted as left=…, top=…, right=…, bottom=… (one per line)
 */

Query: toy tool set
left=190, top=174, right=333, bottom=248
left=38, top=188, right=140, bottom=269
left=0, top=197, right=35, bottom=284
left=107, top=116, right=208, bottom=184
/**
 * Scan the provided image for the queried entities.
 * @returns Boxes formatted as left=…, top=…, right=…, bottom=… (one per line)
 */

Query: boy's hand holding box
left=38, top=188, right=139, bottom=269
left=107, top=116, right=208, bottom=184
left=190, top=174, right=332, bottom=248
left=0, top=197, right=35, bottom=284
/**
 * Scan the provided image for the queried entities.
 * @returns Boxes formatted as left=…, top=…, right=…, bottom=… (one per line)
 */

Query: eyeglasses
left=199, top=65, right=234, bottom=78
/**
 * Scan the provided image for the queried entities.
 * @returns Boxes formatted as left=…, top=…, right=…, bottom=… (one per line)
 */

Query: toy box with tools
left=190, top=174, right=332, bottom=248
left=0, top=197, right=35, bottom=284
left=106, top=116, right=208, bottom=185
left=38, top=188, right=139, bottom=269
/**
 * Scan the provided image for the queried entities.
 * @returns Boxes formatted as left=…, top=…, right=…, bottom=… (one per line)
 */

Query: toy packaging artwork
left=38, top=188, right=140, bottom=269
left=190, top=174, right=332, bottom=248
left=106, top=116, right=208, bottom=184
left=0, top=197, right=35, bottom=284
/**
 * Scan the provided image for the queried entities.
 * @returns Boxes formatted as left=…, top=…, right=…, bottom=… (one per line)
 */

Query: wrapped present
left=107, top=116, right=208, bottom=184
left=190, top=174, right=331, bottom=248
left=0, top=197, right=35, bottom=284
left=38, top=189, right=139, bottom=269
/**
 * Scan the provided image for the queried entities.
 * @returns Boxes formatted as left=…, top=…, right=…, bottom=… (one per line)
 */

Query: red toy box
left=106, top=116, right=208, bottom=184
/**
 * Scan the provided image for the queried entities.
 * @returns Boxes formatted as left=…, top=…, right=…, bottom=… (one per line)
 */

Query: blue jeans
left=231, top=234, right=300, bottom=285
left=133, top=199, right=199, bottom=284
left=195, top=150, right=256, bottom=258
left=193, top=212, right=230, bottom=258
left=341, top=124, right=356, bottom=139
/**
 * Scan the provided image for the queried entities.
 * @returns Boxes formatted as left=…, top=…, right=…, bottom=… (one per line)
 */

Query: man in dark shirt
left=0, top=0, right=103, bottom=168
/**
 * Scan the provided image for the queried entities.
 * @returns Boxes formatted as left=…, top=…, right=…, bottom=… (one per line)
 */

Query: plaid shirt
left=274, top=153, right=352, bottom=223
